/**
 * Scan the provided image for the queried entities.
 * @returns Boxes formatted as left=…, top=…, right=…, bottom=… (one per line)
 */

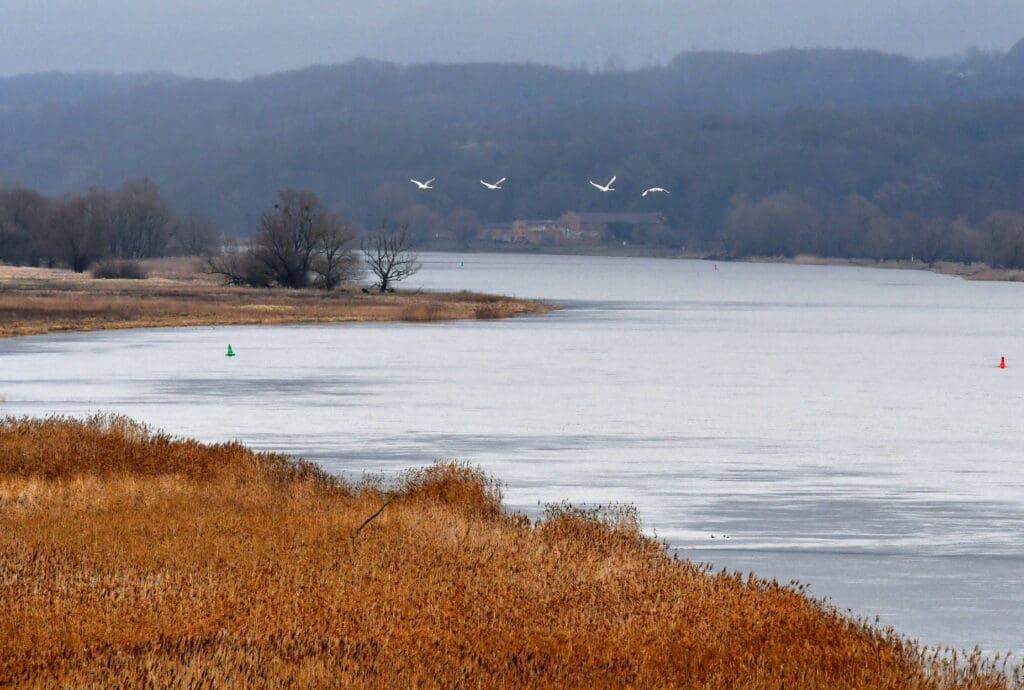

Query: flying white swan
left=642, top=187, right=670, bottom=197
left=480, top=177, right=506, bottom=190
left=410, top=178, right=435, bottom=190
left=589, top=175, right=617, bottom=193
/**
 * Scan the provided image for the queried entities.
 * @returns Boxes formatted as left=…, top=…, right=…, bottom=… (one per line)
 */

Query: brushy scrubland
left=0, top=416, right=1020, bottom=689
left=0, top=263, right=551, bottom=338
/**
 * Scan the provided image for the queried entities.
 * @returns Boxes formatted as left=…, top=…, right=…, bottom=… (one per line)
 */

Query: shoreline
left=737, top=253, right=1024, bottom=282
left=0, top=260, right=555, bottom=339
left=433, top=245, right=1024, bottom=282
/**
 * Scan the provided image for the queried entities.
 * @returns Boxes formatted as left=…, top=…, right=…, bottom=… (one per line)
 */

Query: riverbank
left=740, top=254, right=1024, bottom=282
left=441, top=244, right=1024, bottom=282
left=1, top=415, right=1017, bottom=688
left=0, top=260, right=553, bottom=339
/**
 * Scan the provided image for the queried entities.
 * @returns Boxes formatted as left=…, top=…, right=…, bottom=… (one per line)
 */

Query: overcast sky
left=1, top=0, right=1022, bottom=79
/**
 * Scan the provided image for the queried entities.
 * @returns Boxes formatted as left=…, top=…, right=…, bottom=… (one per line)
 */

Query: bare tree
left=0, top=186, right=51, bottom=266
left=252, top=189, right=360, bottom=289
left=362, top=223, right=421, bottom=293
left=985, top=211, right=1024, bottom=269
left=205, top=238, right=274, bottom=287
left=48, top=188, right=112, bottom=272
left=722, top=192, right=821, bottom=258
left=206, top=189, right=360, bottom=290
left=168, top=214, right=220, bottom=256
left=253, top=189, right=322, bottom=288
left=313, top=217, right=361, bottom=289
left=109, top=178, right=172, bottom=259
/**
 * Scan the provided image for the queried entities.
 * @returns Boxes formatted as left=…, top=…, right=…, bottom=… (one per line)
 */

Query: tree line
left=721, top=193, right=1024, bottom=268
left=1, top=181, right=422, bottom=290
left=0, top=178, right=218, bottom=271
left=4, top=175, right=1024, bottom=277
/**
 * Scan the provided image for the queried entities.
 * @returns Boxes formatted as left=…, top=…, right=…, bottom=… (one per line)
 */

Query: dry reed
left=0, top=416, right=1019, bottom=688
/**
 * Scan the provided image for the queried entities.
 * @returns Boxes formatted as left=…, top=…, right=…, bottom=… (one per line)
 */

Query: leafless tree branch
left=361, top=223, right=421, bottom=293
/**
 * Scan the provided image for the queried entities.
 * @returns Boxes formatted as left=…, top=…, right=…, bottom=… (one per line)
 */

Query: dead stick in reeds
left=353, top=496, right=395, bottom=538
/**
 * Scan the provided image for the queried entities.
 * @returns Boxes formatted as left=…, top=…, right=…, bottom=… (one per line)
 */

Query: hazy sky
left=1, top=0, right=1022, bottom=79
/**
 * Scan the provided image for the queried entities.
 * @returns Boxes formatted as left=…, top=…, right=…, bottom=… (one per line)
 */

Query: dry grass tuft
left=0, top=416, right=1019, bottom=688
left=397, top=461, right=504, bottom=518
left=0, top=415, right=336, bottom=488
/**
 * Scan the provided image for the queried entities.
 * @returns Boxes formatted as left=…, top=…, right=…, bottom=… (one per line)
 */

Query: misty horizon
left=1, top=0, right=1023, bottom=79
left=3, top=42, right=1023, bottom=84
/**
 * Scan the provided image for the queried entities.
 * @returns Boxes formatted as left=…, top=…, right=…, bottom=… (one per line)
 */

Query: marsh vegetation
left=0, top=261, right=550, bottom=339
left=1, top=415, right=1020, bottom=688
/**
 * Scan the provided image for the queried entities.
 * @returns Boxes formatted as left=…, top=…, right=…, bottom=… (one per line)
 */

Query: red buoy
left=999, top=356, right=1007, bottom=369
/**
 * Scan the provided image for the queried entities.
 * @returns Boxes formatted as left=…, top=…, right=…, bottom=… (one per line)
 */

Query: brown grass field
left=0, top=259, right=553, bottom=339
left=0, top=416, right=1020, bottom=688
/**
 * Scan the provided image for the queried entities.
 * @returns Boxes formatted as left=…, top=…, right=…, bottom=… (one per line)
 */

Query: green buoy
left=225, top=344, right=236, bottom=357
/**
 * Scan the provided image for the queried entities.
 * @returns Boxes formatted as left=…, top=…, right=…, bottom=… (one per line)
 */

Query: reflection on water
left=2, top=253, right=1023, bottom=653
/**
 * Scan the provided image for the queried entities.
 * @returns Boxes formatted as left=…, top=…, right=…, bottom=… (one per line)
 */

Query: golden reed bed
left=0, top=416, right=1019, bottom=688
left=0, top=262, right=552, bottom=338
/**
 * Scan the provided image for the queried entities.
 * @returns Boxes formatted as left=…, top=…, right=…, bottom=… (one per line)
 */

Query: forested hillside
left=3, top=43, right=1024, bottom=265
left=0, top=71, right=184, bottom=108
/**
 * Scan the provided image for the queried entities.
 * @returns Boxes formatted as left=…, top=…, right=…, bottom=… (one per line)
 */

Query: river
left=2, top=253, right=1022, bottom=652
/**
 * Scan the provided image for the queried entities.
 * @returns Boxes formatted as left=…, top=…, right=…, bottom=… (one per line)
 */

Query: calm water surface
left=2, top=253, right=1022, bottom=652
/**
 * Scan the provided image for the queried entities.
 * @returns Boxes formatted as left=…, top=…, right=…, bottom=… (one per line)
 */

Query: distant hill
left=0, top=71, right=186, bottom=109
left=2, top=46, right=1024, bottom=240
left=1006, top=37, right=1024, bottom=71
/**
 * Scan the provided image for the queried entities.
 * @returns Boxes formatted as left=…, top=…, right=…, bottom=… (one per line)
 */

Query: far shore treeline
left=3, top=42, right=1024, bottom=268
left=0, top=179, right=219, bottom=273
